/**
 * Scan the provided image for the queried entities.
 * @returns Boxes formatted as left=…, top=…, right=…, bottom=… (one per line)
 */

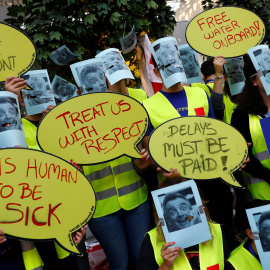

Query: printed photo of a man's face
left=257, top=211, right=270, bottom=252
left=159, top=187, right=201, bottom=233
left=0, top=97, right=21, bottom=132
left=78, top=64, right=107, bottom=93
left=180, top=48, right=198, bottom=79
left=104, top=52, right=126, bottom=75
left=226, top=58, right=245, bottom=85
left=155, top=41, right=183, bottom=78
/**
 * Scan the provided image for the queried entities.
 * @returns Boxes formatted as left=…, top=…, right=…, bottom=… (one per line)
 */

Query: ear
left=76, top=89, right=80, bottom=96
left=153, top=68, right=161, bottom=78
left=224, top=74, right=228, bottom=82
left=250, top=76, right=258, bottom=86
left=246, top=229, right=254, bottom=240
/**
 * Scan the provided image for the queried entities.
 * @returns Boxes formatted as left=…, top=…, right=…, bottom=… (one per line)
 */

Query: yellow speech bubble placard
left=186, top=7, right=265, bottom=58
left=148, top=116, right=248, bottom=187
left=0, top=23, right=36, bottom=81
left=0, top=148, right=95, bottom=254
left=37, top=93, right=149, bottom=164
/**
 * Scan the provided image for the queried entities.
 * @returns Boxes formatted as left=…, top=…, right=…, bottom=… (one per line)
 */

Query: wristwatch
left=215, top=74, right=223, bottom=80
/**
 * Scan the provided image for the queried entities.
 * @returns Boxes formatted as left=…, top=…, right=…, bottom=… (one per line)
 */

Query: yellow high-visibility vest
left=245, top=114, right=270, bottom=200
left=21, top=118, right=41, bottom=150
left=227, top=239, right=262, bottom=270
left=148, top=222, right=224, bottom=270
left=143, top=86, right=209, bottom=129
left=192, top=82, right=236, bottom=124
left=83, top=88, right=148, bottom=218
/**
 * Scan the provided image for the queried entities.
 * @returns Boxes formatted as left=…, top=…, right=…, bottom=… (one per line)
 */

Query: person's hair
left=80, top=65, right=102, bottom=87
left=201, top=58, right=215, bottom=78
left=154, top=174, right=211, bottom=243
left=236, top=56, right=268, bottom=116
left=234, top=199, right=270, bottom=241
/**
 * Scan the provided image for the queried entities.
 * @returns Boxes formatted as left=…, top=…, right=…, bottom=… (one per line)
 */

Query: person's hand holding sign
left=213, top=56, right=226, bottom=77
left=160, top=241, right=181, bottom=270
left=72, top=225, right=87, bottom=245
left=0, top=228, right=6, bottom=244
left=5, top=76, right=27, bottom=96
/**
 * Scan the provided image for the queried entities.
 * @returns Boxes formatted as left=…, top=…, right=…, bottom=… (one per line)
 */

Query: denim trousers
left=88, top=200, right=150, bottom=270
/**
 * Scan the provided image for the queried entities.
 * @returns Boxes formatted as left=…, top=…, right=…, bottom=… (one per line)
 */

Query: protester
left=225, top=200, right=268, bottom=270
left=139, top=174, right=230, bottom=270
left=231, top=57, right=270, bottom=200
left=82, top=66, right=150, bottom=269
left=4, top=76, right=89, bottom=270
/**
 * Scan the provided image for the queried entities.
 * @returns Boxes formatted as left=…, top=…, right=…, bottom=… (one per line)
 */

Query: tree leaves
left=5, top=0, right=176, bottom=86
left=33, top=33, right=47, bottom=43
left=84, top=14, right=97, bottom=25
left=49, top=31, right=63, bottom=41
left=109, top=11, right=121, bottom=25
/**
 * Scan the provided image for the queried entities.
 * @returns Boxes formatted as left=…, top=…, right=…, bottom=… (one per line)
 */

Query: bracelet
left=215, top=74, right=223, bottom=80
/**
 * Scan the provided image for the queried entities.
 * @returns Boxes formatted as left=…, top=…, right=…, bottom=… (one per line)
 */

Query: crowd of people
left=0, top=34, right=270, bottom=270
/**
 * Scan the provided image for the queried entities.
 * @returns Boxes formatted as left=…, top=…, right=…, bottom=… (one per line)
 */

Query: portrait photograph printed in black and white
left=248, top=45, right=270, bottom=95
left=102, top=50, right=129, bottom=75
left=179, top=47, right=199, bottom=79
left=21, top=70, right=56, bottom=115
left=70, top=58, right=107, bottom=94
left=153, top=40, right=184, bottom=78
left=226, top=57, right=245, bottom=85
left=151, top=180, right=211, bottom=250
left=151, top=37, right=187, bottom=88
left=254, top=211, right=270, bottom=253
left=0, top=91, right=27, bottom=148
left=0, top=96, right=22, bottom=132
left=52, top=75, right=77, bottom=102
left=50, top=45, right=78, bottom=66
left=120, top=25, right=137, bottom=54
left=253, top=48, right=270, bottom=85
left=159, top=187, right=202, bottom=233
left=96, top=48, right=135, bottom=86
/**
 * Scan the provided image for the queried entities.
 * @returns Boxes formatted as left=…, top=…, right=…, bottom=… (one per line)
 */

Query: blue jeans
left=88, top=200, right=150, bottom=270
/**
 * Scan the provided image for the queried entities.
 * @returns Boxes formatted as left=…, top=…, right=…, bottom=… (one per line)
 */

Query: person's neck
left=161, top=82, right=184, bottom=93
left=25, top=113, right=43, bottom=122
left=251, top=239, right=258, bottom=256
left=205, top=75, right=215, bottom=84
left=108, top=79, right=129, bottom=95
left=260, top=87, right=270, bottom=112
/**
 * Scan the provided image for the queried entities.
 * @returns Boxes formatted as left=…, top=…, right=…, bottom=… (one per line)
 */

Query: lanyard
left=248, top=241, right=259, bottom=261
left=206, top=79, right=215, bottom=83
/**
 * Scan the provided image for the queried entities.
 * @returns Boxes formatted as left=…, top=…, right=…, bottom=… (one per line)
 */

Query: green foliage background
left=5, top=0, right=176, bottom=87
left=201, top=0, right=270, bottom=45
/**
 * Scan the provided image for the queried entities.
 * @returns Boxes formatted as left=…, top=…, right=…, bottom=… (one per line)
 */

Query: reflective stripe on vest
left=227, top=239, right=262, bottom=270
left=148, top=223, right=224, bottom=270
left=21, top=241, right=43, bottom=270
left=22, top=118, right=41, bottom=150
left=143, top=86, right=209, bottom=129
left=246, top=115, right=270, bottom=199
left=83, top=88, right=148, bottom=218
